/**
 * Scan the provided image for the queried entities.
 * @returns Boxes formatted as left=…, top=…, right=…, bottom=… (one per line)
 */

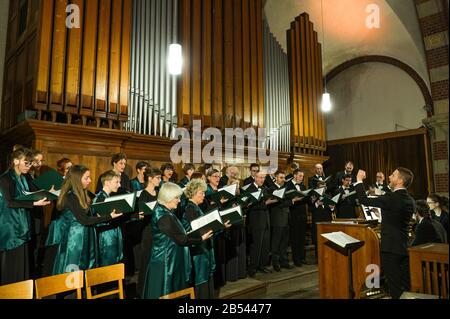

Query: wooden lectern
left=317, top=221, right=381, bottom=299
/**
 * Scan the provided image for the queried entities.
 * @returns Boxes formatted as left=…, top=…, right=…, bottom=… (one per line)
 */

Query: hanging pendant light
left=321, top=91, right=332, bottom=113
left=320, top=0, right=332, bottom=113
left=168, top=43, right=183, bottom=75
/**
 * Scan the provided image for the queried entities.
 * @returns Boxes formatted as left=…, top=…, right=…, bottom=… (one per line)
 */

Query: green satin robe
left=142, top=204, right=192, bottom=299
left=93, top=191, right=123, bottom=267
left=181, top=201, right=216, bottom=286
left=0, top=170, right=31, bottom=251
left=45, top=194, right=98, bottom=275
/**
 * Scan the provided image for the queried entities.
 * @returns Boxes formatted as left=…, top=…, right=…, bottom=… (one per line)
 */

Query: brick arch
left=325, top=55, right=434, bottom=117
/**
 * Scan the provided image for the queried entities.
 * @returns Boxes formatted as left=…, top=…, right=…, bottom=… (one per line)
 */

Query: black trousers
left=122, top=220, right=144, bottom=276
left=290, top=212, right=307, bottom=264
left=0, top=243, right=29, bottom=285
left=311, top=208, right=332, bottom=258
left=225, top=225, right=246, bottom=281
left=195, top=277, right=215, bottom=299
left=381, top=252, right=410, bottom=299
left=137, top=220, right=153, bottom=298
left=271, top=226, right=290, bottom=266
left=213, top=232, right=227, bottom=289
left=41, top=245, right=58, bottom=277
left=248, top=227, right=270, bottom=272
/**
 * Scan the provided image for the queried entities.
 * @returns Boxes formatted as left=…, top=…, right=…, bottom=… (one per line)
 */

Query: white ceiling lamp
left=320, top=0, right=332, bottom=113
left=168, top=43, right=183, bottom=75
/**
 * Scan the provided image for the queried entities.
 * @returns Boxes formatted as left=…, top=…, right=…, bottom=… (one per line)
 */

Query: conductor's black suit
left=355, top=182, right=415, bottom=299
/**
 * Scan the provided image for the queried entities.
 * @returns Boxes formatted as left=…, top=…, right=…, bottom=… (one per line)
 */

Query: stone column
left=415, top=0, right=449, bottom=194
left=423, top=114, right=449, bottom=195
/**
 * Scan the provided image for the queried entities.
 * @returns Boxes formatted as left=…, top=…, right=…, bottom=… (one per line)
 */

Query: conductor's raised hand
left=357, top=170, right=366, bottom=182
left=202, top=230, right=214, bottom=241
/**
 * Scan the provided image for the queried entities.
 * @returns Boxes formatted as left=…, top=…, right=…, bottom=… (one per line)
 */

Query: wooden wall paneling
left=35, top=0, right=54, bottom=110
left=233, top=0, right=243, bottom=128
left=24, top=35, right=38, bottom=111
left=179, top=0, right=191, bottom=127
left=107, top=0, right=123, bottom=121
left=4, top=61, right=14, bottom=129
left=317, top=42, right=326, bottom=148
left=202, top=0, right=212, bottom=127
left=1, top=61, right=14, bottom=130
left=299, top=15, right=309, bottom=149
left=65, top=0, right=84, bottom=116
left=287, top=29, right=297, bottom=149
left=14, top=48, right=26, bottom=122
left=95, top=0, right=112, bottom=119
left=256, top=0, right=264, bottom=129
left=192, top=0, right=202, bottom=121
left=316, top=41, right=325, bottom=150
left=249, top=0, right=258, bottom=128
left=119, top=0, right=132, bottom=123
left=223, top=0, right=234, bottom=128
left=80, top=0, right=99, bottom=117
left=49, top=0, right=68, bottom=113
left=212, top=0, right=224, bottom=129
left=311, top=29, right=318, bottom=152
left=306, top=20, right=314, bottom=150
left=241, top=0, right=251, bottom=128
left=294, top=19, right=304, bottom=148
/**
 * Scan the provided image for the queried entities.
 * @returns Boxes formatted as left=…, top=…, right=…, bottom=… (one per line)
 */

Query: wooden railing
left=409, top=243, right=449, bottom=299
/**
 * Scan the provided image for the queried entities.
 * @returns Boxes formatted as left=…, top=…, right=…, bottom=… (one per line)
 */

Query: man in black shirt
left=309, top=163, right=328, bottom=190
left=334, top=161, right=357, bottom=191
left=286, top=169, right=309, bottom=266
left=243, top=163, right=260, bottom=186
left=375, top=172, right=391, bottom=194
left=354, top=167, right=415, bottom=299
left=96, top=153, right=131, bottom=195
left=268, top=171, right=293, bottom=271
left=335, top=174, right=357, bottom=218
left=246, top=173, right=277, bottom=277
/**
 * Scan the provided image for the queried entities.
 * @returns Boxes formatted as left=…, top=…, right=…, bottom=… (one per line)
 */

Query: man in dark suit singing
left=243, top=163, right=260, bottom=186
left=354, top=167, right=415, bottom=299
left=246, top=172, right=278, bottom=277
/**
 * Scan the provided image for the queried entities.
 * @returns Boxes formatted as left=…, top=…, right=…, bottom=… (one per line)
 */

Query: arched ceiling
left=264, top=0, right=430, bottom=88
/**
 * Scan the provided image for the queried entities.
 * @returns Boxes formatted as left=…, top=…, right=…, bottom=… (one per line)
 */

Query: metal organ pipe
left=263, top=19, right=291, bottom=153
left=127, top=0, right=178, bottom=137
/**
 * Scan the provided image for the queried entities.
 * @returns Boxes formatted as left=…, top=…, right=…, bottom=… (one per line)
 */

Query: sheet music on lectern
left=321, top=231, right=361, bottom=248
left=361, top=205, right=382, bottom=222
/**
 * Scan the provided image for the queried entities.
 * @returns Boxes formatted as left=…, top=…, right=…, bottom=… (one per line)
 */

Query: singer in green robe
left=92, top=170, right=125, bottom=267
left=47, top=165, right=122, bottom=275
left=0, top=148, right=51, bottom=285
left=142, top=182, right=212, bottom=299
left=181, top=179, right=216, bottom=299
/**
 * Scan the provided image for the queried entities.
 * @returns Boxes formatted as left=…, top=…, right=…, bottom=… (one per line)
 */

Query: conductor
left=354, top=168, right=415, bottom=299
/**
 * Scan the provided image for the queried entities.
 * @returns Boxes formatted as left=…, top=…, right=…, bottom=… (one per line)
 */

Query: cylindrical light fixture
left=321, top=92, right=332, bottom=113
left=168, top=44, right=183, bottom=75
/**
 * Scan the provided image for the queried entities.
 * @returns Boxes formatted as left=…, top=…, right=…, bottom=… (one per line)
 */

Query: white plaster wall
left=264, top=0, right=430, bottom=88
left=325, top=62, right=427, bottom=140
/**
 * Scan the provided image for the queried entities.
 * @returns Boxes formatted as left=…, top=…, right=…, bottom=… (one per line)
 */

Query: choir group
left=0, top=148, right=448, bottom=299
